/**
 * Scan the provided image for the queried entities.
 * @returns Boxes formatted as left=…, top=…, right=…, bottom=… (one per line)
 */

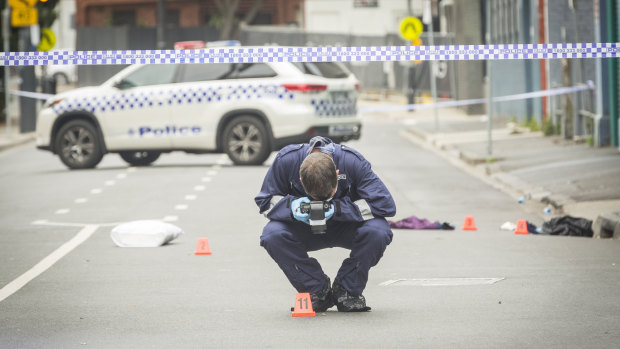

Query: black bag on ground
left=541, top=216, right=593, bottom=237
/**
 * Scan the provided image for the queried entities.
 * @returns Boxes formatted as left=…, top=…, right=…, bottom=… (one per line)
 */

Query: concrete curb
left=0, top=133, right=35, bottom=153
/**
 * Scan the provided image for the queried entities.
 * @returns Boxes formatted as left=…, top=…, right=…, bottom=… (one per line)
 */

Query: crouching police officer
left=255, top=136, right=396, bottom=312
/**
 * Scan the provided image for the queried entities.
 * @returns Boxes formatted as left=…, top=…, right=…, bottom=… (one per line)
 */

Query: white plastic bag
left=110, top=220, right=183, bottom=247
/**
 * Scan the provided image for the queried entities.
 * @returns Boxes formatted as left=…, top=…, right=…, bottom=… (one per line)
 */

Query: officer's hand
left=325, top=202, right=335, bottom=221
left=291, top=197, right=311, bottom=224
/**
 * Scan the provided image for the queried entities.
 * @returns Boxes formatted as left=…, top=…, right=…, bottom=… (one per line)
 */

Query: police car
left=35, top=54, right=362, bottom=169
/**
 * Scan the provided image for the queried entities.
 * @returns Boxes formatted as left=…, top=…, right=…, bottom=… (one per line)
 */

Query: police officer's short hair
left=300, top=152, right=337, bottom=201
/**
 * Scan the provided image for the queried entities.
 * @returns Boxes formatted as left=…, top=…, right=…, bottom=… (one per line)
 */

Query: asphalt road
left=1, top=114, right=619, bottom=348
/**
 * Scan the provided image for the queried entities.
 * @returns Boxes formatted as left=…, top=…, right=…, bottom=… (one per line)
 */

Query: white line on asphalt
left=104, top=180, right=115, bottom=186
left=212, top=165, right=221, bottom=170
left=90, top=188, right=102, bottom=194
left=55, top=209, right=70, bottom=215
left=0, top=224, right=99, bottom=303
left=201, top=177, right=212, bottom=182
left=116, top=173, right=127, bottom=179
left=175, top=204, right=188, bottom=210
left=74, top=198, right=88, bottom=204
left=163, top=216, right=178, bottom=222
left=127, top=167, right=137, bottom=173
left=216, top=156, right=228, bottom=165
left=185, top=195, right=197, bottom=200
left=194, top=185, right=205, bottom=191
left=206, top=170, right=217, bottom=176
left=379, top=278, right=505, bottom=286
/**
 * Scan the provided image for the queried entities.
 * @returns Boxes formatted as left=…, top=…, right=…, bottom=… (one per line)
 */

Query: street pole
left=156, top=0, right=166, bottom=49
left=486, top=0, right=493, bottom=156
left=425, top=0, right=438, bottom=131
left=2, top=5, right=10, bottom=138
left=594, top=0, right=602, bottom=147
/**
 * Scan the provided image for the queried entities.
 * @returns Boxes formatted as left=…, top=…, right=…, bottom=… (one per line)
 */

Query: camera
left=300, top=201, right=331, bottom=234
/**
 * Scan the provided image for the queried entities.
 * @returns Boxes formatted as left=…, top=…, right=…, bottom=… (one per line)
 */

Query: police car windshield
left=292, top=62, right=350, bottom=78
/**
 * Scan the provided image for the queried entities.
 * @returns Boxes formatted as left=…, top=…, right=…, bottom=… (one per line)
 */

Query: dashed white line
left=55, top=209, right=70, bottom=215
left=175, top=204, right=188, bottom=210
left=194, top=185, right=206, bottom=191
left=201, top=177, right=212, bottom=182
left=127, top=167, right=137, bottom=173
left=90, top=188, right=102, bottom=194
left=185, top=195, right=197, bottom=200
left=206, top=170, right=218, bottom=176
left=163, top=216, right=178, bottom=222
left=74, top=198, right=88, bottom=204
left=116, top=173, right=127, bottom=179
left=104, top=180, right=116, bottom=186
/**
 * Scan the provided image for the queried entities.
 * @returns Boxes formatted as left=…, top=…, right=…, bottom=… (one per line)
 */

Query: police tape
left=6, top=89, right=54, bottom=100
left=0, top=43, right=618, bottom=66
left=358, top=83, right=594, bottom=113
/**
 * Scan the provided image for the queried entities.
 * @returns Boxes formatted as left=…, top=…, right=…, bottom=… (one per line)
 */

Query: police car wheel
left=119, top=151, right=161, bottom=166
left=222, top=116, right=270, bottom=166
left=55, top=119, right=104, bottom=170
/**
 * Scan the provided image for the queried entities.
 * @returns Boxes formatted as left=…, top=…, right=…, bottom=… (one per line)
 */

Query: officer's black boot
left=310, top=276, right=335, bottom=312
left=332, top=280, right=371, bottom=312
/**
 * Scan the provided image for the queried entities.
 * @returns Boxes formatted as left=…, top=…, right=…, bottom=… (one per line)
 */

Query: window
left=232, top=64, right=277, bottom=79
left=178, top=63, right=234, bottom=83
left=112, top=10, right=136, bottom=26
left=292, top=62, right=350, bottom=78
left=118, top=65, right=178, bottom=89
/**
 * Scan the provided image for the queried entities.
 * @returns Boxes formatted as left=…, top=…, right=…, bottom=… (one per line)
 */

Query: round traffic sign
left=399, top=17, right=423, bottom=41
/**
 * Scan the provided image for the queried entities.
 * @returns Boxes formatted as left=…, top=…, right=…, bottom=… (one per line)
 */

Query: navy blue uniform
left=255, top=137, right=396, bottom=296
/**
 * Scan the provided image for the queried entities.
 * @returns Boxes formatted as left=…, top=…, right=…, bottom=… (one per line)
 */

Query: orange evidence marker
left=514, top=220, right=529, bottom=235
left=194, top=238, right=212, bottom=255
left=462, top=216, right=478, bottom=231
left=292, top=293, right=315, bottom=317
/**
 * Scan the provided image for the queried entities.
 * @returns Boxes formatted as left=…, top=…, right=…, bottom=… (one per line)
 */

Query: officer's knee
left=260, top=221, right=289, bottom=249
left=359, top=218, right=393, bottom=247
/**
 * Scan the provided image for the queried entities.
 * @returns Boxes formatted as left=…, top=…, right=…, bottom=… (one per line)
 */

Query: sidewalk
left=360, top=97, right=620, bottom=230
left=0, top=122, right=35, bottom=152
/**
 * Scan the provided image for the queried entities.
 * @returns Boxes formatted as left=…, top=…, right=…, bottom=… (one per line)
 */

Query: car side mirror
left=114, top=79, right=134, bottom=90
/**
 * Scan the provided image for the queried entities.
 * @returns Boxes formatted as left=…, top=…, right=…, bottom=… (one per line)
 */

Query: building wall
left=76, top=0, right=303, bottom=28
left=304, top=0, right=424, bottom=36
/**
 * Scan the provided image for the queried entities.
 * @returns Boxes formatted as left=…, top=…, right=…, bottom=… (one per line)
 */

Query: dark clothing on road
left=255, top=137, right=396, bottom=296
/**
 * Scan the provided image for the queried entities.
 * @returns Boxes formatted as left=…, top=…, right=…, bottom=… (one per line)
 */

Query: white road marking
left=127, top=167, right=137, bottom=173
left=74, top=198, right=88, bottom=204
left=194, top=185, right=206, bottom=191
left=104, top=180, right=116, bottom=186
left=175, top=204, right=188, bottom=210
left=185, top=195, right=197, bottom=200
left=0, top=224, right=99, bottom=303
left=55, top=209, right=70, bottom=215
left=201, top=177, right=212, bottom=182
left=116, top=173, right=127, bottom=179
left=212, top=165, right=221, bottom=170
left=379, top=278, right=505, bottom=286
left=206, top=170, right=217, bottom=176
left=163, top=216, right=178, bottom=222
left=90, top=188, right=102, bottom=194
left=216, top=156, right=228, bottom=165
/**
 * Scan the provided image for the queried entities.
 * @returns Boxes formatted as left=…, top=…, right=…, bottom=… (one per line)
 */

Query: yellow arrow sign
left=399, top=17, right=423, bottom=41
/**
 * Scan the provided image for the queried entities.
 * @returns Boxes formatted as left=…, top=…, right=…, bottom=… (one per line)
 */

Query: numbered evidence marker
left=194, top=238, right=212, bottom=255
left=292, top=293, right=315, bottom=317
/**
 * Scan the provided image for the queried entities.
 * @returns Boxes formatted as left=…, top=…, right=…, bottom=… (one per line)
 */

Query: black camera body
left=300, top=201, right=331, bottom=234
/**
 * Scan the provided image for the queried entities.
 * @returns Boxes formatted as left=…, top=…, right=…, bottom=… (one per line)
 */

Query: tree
left=213, top=0, right=264, bottom=40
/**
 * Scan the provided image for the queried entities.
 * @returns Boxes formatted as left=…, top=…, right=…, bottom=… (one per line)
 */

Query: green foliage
left=542, top=118, right=557, bottom=136
left=520, top=117, right=540, bottom=132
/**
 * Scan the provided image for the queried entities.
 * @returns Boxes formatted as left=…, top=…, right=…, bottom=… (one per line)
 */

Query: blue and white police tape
left=358, top=83, right=594, bottom=113
left=1, top=43, right=619, bottom=66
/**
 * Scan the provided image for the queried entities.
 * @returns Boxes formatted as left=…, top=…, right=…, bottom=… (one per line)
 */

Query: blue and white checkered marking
left=51, top=84, right=293, bottom=115
left=311, top=98, right=357, bottom=117
left=2, top=43, right=618, bottom=66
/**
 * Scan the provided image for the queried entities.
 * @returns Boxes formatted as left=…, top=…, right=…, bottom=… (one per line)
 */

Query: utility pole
left=486, top=0, right=493, bottom=156
left=157, top=0, right=165, bottom=49
left=424, top=0, right=438, bottom=130
left=406, top=0, right=415, bottom=110
left=2, top=3, right=10, bottom=137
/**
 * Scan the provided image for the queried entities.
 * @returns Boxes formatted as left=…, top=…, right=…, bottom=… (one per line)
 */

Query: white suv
left=35, top=59, right=361, bottom=169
